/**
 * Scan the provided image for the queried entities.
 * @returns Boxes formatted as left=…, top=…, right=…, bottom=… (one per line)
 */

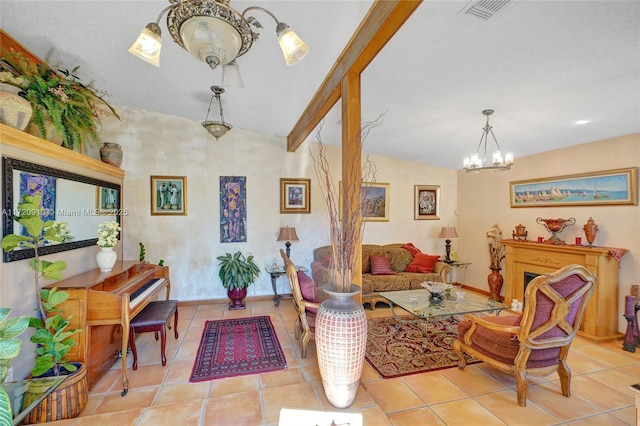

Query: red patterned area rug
left=365, top=316, right=479, bottom=379
left=189, top=316, right=287, bottom=382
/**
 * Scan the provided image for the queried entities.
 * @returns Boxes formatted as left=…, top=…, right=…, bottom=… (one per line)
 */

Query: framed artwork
left=414, top=185, right=440, bottom=220
left=19, top=172, right=56, bottom=222
left=150, top=176, right=187, bottom=215
left=340, top=182, right=390, bottom=222
left=510, top=167, right=637, bottom=208
left=95, top=186, right=119, bottom=214
left=280, top=178, right=311, bottom=214
left=220, top=176, right=247, bottom=243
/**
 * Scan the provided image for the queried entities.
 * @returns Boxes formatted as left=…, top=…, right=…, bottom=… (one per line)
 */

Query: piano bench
left=129, top=300, right=179, bottom=370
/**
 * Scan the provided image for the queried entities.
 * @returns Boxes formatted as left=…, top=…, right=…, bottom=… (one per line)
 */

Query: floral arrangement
left=0, top=50, right=119, bottom=151
left=49, top=221, right=73, bottom=243
left=97, top=221, right=121, bottom=248
left=486, top=224, right=505, bottom=270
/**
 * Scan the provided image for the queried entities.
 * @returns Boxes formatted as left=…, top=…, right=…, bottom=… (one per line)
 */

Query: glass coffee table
left=379, top=289, right=508, bottom=348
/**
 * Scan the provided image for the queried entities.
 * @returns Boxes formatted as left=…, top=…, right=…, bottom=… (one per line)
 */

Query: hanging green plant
left=0, top=50, right=120, bottom=151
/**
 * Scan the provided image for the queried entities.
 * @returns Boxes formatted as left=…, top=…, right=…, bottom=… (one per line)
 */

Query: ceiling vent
left=459, top=0, right=515, bottom=21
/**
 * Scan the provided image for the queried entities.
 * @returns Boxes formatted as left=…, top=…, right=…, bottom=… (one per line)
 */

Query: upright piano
left=44, top=261, right=170, bottom=395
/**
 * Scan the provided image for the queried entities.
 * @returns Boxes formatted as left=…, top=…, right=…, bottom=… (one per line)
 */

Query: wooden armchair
left=280, top=249, right=320, bottom=358
left=453, top=264, right=596, bottom=406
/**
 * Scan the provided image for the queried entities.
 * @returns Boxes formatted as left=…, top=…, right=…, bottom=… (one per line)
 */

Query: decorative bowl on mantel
left=536, top=217, right=576, bottom=244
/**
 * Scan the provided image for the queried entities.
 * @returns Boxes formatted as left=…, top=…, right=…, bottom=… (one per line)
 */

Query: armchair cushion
left=298, top=270, right=320, bottom=303
left=405, top=253, right=440, bottom=273
left=370, top=254, right=396, bottom=275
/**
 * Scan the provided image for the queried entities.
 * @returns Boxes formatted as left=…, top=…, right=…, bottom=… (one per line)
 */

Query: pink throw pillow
left=405, top=253, right=440, bottom=273
left=370, top=254, right=396, bottom=275
left=297, top=270, right=319, bottom=302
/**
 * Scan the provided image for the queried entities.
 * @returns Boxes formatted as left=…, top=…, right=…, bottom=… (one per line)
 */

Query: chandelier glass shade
left=129, top=0, right=309, bottom=76
left=202, top=85, right=232, bottom=139
left=463, top=109, right=514, bottom=172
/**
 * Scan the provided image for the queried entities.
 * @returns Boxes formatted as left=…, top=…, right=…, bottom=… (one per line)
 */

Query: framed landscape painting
left=510, top=167, right=637, bottom=207
left=340, top=182, right=390, bottom=222
left=280, top=178, right=310, bottom=214
left=414, top=185, right=440, bottom=220
left=150, top=176, right=187, bottom=215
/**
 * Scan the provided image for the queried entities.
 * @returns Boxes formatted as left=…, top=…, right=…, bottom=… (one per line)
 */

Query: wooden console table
left=502, top=239, right=626, bottom=342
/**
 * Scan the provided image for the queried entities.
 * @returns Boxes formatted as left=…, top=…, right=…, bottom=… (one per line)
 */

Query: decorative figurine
left=583, top=217, right=599, bottom=246
left=512, top=224, right=528, bottom=240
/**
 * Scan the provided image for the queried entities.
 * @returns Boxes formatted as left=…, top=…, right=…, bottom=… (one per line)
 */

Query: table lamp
left=438, top=226, right=459, bottom=264
left=277, top=226, right=299, bottom=258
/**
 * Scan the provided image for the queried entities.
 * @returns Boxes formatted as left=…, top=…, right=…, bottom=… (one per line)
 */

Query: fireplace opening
left=522, top=272, right=541, bottom=305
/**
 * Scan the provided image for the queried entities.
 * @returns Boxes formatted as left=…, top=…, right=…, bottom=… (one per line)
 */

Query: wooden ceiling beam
left=286, top=0, right=422, bottom=152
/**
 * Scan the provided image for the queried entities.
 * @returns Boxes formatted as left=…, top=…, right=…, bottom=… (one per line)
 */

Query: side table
left=446, top=261, right=471, bottom=284
left=266, top=265, right=307, bottom=307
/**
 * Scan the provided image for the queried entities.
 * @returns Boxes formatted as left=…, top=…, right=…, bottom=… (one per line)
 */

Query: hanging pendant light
left=202, top=86, right=232, bottom=140
left=462, top=109, right=514, bottom=172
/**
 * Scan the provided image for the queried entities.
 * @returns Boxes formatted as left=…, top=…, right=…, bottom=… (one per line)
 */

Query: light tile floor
left=45, top=298, right=639, bottom=426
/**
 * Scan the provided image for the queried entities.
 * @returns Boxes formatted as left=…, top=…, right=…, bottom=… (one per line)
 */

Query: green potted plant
left=1, top=194, right=87, bottom=421
left=0, top=307, right=30, bottom=424
left=0, top=50, right=119, bottom=151
left=216, top=251, right=260, bottom=310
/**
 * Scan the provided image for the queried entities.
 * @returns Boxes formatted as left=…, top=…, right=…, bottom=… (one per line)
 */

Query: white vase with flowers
left=96, top=220, right=121, bottom=272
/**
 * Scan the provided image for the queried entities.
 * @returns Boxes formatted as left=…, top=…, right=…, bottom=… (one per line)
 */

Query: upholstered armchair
left=280, top=249, right=321, bottom=358
left=453, top=264, right=596, bottom=406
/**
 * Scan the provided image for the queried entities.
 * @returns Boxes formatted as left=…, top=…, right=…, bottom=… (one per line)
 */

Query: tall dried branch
left=310, top=113, right=385, bottom=292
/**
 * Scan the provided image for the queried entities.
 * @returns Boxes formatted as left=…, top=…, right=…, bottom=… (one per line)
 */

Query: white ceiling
left=2, top=1, right=639, bottom=170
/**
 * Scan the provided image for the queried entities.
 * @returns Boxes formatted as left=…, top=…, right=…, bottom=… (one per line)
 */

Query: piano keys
left=44, top=261, right=171, bottom=395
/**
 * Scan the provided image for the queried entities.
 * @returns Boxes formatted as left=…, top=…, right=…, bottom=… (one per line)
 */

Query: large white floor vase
left=96, top=247, right=117, bottom=272
left=316, top=284, right=368, bottom=408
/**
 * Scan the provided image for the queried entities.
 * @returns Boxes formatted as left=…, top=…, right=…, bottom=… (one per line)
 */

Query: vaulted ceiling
left=2, top=1, right=639, bottom=170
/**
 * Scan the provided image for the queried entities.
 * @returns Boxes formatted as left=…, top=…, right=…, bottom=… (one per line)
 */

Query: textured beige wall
left=457, top=133, right=640, bottom=332
left=98, top=107, right=458, bottom=303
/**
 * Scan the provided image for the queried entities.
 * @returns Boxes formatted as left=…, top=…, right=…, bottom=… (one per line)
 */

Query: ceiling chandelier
left=128, top=0, right=309, bottom=80
left=202, top=85, right=232, bottom=139
left=462, top=109, right=514, bottom=172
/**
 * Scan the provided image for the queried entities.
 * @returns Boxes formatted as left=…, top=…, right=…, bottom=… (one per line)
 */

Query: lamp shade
left=128, top=23, right=162, bottom=67
left=277, top=226, right=299, bottom=242
left=276, top=25, right=309, bottom=66
left=438, top=226, right=459, bottom=239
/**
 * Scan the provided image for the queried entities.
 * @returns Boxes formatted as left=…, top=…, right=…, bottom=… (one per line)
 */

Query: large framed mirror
left=2, top=157, right=122, bottom=262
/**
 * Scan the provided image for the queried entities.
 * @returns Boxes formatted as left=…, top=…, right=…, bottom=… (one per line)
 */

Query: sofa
left=311, top=243, right=451, bottom=309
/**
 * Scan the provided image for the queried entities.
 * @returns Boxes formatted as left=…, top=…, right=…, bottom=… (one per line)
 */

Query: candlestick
left=625, top=295, right=636, bottom=317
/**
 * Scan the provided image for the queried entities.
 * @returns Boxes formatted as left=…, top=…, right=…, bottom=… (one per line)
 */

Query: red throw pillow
left=405, top=253, right=440, bottom=273
left=297, top=270, right=319, bottom=302
left=370, top=254, right=396, bottom=275
left=401, top=242, right=422, bottom=257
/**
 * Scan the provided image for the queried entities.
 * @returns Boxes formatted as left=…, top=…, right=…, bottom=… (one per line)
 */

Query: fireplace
left=502, top=239, right=625, bottom=342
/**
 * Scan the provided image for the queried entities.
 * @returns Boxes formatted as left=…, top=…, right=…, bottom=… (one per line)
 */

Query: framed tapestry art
left=510, top=168, right=637, bottom=207
left=414, top=185, right=440, bottom=220
left=220, top=176, right=247, bottom=243
left=150, top=176, right=187, bottom=215
left=280, top=178, right=310, bottom=214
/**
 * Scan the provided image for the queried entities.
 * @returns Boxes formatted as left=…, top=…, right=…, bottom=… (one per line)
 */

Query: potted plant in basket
left=309, top=116, right=383, bottom=408
left=1, top=194, right=87, bottom=422
left=0, top=307, right=30, bottom=424
left=0, top=50, right=119, bottom=151
left=216, top=251, right=260, bottom=310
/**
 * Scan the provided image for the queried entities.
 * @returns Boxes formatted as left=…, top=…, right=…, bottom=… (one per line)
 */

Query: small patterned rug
left=365, top=316, right=478, bottom=378
left=189, top=316, right=287, bottom=382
